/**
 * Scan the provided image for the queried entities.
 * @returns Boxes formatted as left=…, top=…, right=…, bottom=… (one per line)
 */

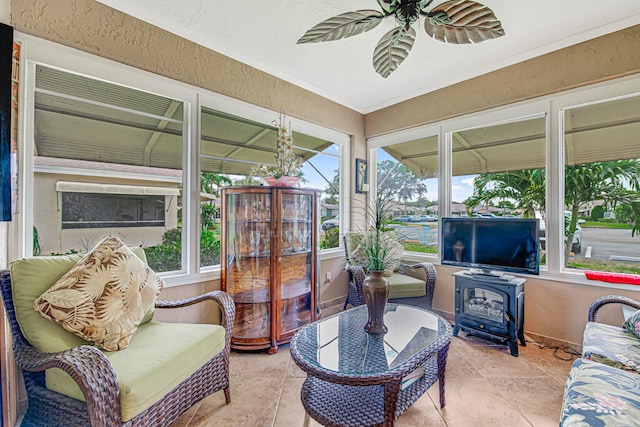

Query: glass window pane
left=452, top=116, right=547, bottom=267
left=563, top=94, right=640, bottom=273
left=33, top=66, right=184, bottom=274
left=377, top=135, right=438, bottom=255
left=199, top=107, right=343, bottom=268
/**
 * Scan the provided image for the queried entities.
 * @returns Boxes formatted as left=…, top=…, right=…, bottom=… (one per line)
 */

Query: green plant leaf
left=372, top=26, right=416, bottom=78
left=297, top=10, right=385, bottom=44
left=424, top=0, right=505, bottom=44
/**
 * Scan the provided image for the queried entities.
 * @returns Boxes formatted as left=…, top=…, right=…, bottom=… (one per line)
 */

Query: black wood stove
left=452, top=271, right=526, bottom=356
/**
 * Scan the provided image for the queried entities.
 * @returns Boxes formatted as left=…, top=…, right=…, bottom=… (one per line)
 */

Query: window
left=198, top=104, right=346, bottom=265
left=61, top=193, right=166, bottom=229
left=451, top=115, right=547, bottom=265
left=31, top=65, right=185, bottom=272
left=562, top=94, right=640, bottom=273
left=374, top=136, right=439, bottom=255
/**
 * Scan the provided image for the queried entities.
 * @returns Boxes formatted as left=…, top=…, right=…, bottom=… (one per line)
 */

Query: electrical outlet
left=326, top=271, right=332, bottom=283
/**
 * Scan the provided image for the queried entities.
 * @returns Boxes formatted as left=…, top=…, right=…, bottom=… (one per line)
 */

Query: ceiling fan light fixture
left=297, top=0, right=504, bottom=78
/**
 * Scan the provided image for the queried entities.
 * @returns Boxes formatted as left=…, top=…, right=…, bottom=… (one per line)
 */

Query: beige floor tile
left=396, top=393, right=447, bottom=426
left=443, top=344, right=484, bottom=379
left=171, top=323, right=571, bottom=427
left=429, top=377, right=532, bottom=426
left=188, top=375, right=283, bottom=427
left=491, top=377, right=565, bottom=427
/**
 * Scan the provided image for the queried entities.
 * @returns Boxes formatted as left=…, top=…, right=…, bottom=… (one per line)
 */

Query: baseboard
left=523, top=331, right=582, bottom=354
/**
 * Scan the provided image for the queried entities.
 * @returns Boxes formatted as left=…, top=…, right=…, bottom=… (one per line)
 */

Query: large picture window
left=562, top=94, right=640, bottom=273
left=31, top=65, right=185, bottom=272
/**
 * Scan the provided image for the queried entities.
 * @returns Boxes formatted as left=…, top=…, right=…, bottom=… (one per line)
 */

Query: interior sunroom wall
left=10, top=0, right=365, bottom=322
left=367, top=25, right=640, bottom=347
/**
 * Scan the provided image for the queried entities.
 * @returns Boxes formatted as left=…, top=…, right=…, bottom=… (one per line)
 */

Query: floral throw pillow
left=622, top=309, right=640, bottom=339
left=33, top=236, right=164, bottom=351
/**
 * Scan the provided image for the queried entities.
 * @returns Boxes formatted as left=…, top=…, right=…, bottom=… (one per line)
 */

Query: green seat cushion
left=46, top=321, right=226, bottom=422
left=9, top=248, right=154, bottom=353
left=386, top=272, right=426, bottom=299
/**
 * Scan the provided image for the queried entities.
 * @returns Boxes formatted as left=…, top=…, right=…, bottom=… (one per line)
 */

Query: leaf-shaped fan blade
left=372, top=26, right=416, bottom=78
left=424, top=0, right=504, bottom=44
left=297, top=10, right=385, bottom=44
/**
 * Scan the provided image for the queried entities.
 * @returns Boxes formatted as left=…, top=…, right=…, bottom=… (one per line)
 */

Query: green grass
left=567, top=258, right=640, bottom=274
left=581, top=221, right=632, bottom=229
left=401, top=243, right=438, bottom=254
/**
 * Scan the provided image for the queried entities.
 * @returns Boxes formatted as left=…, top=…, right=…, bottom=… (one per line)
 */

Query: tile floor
left=171, top=330, right=576, bottom=427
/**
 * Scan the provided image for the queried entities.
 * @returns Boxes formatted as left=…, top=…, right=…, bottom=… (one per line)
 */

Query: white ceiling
left=96, top=0, right=640, bottom=114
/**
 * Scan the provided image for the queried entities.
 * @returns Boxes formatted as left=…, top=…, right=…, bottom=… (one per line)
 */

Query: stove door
left=458, top=285, right=509, bottom=334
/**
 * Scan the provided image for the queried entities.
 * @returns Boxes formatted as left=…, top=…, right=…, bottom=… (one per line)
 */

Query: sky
left=301, top=145, right=477, bottom=203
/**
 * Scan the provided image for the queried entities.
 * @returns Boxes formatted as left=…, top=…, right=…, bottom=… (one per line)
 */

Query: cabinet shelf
left=221, top=186, right=319, bottom=353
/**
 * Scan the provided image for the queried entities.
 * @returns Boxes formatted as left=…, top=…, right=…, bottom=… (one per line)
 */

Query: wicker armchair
left=342, top=235, right=437, bottom=310
left=0, top=269, right=235, bottom=427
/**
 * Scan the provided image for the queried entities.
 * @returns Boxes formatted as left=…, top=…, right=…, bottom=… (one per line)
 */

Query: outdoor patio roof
left=33, top=65, right=333, bottom=176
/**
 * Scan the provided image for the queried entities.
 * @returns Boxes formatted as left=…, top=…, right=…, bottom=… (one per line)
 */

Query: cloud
left=452, top=185, right=463, bottom=191
left=461, top=177, right=475, bottom=186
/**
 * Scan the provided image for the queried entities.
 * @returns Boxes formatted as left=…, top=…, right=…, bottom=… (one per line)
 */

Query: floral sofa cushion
left=560, top=358, right=640, bottom=426
left=623, top=309, right=640, bottom=339
left=582, top=322, right=640, bottom=373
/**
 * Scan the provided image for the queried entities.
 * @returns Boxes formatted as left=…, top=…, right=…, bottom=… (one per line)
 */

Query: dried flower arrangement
left=251, top=114, right=304, bottom=179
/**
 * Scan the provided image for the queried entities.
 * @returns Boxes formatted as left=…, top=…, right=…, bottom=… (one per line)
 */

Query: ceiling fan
left=297, top=0, right=505, bottom=78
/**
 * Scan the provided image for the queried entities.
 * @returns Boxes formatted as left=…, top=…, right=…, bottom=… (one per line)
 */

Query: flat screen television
left=441, top=217, right=540, bottom=275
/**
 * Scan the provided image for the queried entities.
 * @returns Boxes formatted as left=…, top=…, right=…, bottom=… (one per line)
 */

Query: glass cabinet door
left=225, top=191, right=272, bottom=338
left=279, top=192, right=314, bottom=334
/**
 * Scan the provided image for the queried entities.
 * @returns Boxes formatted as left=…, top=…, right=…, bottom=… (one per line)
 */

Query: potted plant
left=251, top=113, right=304, bottom=186
left=355, top=194, right=403, bottom=334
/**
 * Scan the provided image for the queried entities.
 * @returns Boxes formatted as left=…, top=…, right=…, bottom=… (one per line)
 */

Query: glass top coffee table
left=290, top=303, right=452, bottom=427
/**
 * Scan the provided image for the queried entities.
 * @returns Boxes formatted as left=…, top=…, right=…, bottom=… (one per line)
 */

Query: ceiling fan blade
left=372, top=26, right=416, bottom=78
left=297, top=10, right=384, bottom=44
left=424, top=0, right=505, bottom=44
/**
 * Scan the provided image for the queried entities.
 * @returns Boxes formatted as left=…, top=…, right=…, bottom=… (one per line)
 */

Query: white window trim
left=366, top=73, right=640, bottom=286
left=14, top=32, right=350, bottom=286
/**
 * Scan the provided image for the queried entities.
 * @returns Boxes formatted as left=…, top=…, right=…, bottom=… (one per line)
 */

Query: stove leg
left=453, top=324, right=460, bottom=336
left=508, top=339, right=519, bottom=357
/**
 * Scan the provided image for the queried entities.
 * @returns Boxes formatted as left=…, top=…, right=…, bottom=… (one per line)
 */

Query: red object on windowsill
left=584, top=270, right=640, bottom=285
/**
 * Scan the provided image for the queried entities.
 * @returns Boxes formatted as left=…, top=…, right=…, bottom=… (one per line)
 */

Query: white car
left=321, top=215, right=339, bottom=231
left=538, top=212, right=583, bottom=254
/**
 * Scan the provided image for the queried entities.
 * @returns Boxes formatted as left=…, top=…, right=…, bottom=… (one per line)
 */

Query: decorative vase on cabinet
left=221, top=185, right=319, bottom=353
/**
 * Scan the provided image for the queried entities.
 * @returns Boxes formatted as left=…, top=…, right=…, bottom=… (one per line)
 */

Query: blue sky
left=302, top=146, right=477, bottom=202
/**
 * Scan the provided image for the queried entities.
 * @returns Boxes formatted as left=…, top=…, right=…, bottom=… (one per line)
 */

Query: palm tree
left=466, top=169, right=545, bottom=218
left=469, top=160, right=640, bottom=261
left=564, top=160, right=640, bottom=255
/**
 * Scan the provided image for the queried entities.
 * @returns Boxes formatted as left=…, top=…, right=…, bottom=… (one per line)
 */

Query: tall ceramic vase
left=363, top=270, right=389, bottom=334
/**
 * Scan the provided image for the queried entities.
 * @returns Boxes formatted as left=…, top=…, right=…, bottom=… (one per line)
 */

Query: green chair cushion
left=386, top=272, right=426, bottom=299
left=46, top=321, right=226, bottom=422
left=9, top=248, right=154, bottom=353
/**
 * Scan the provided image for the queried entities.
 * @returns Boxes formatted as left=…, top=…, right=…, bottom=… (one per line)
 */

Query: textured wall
left=11, top=0, right=363, bottom=138
left=366, top=25, right=640, bottom=137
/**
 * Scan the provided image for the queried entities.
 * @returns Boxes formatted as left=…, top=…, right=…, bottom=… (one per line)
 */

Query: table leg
left=383, top=380, right=401, bottom=426
left=438, top=344, right=451, bottom=409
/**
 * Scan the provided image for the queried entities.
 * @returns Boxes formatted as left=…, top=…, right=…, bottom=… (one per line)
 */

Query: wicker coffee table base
left=300, top=351, right=448, bottom=427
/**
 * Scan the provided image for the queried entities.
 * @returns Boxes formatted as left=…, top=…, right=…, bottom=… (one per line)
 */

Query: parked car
left=321, top=215, right=339, bottom=231
left=538, top=211, right=584, bottom=254
left=393, top=215, right=414, bottom=222
left=413, top=215, right=436, bottom=222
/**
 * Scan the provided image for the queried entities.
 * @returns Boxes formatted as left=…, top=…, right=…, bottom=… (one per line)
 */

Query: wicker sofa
left=0, top=252, right=235, bottom=427
left=560, top=295, right=640, bottom=426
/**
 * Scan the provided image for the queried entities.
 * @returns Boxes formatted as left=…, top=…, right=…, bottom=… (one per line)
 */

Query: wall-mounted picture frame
left=355, top=158, right=368, bottom=194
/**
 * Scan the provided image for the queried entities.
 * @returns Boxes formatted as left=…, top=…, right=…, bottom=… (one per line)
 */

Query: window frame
left=15, top=34, right=350, bottom=286
left=367, top=74, right=640, bottom=287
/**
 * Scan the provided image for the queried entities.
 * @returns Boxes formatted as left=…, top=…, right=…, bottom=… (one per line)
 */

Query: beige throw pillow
left=33, top=236, right=164, bottom=351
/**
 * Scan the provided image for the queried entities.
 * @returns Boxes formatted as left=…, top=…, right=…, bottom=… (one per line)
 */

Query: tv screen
left=441, top=217, right=540, bottom=275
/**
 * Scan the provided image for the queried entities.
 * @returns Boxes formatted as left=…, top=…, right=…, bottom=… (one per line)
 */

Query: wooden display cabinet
left=221, top=185, right=319, bottom=353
